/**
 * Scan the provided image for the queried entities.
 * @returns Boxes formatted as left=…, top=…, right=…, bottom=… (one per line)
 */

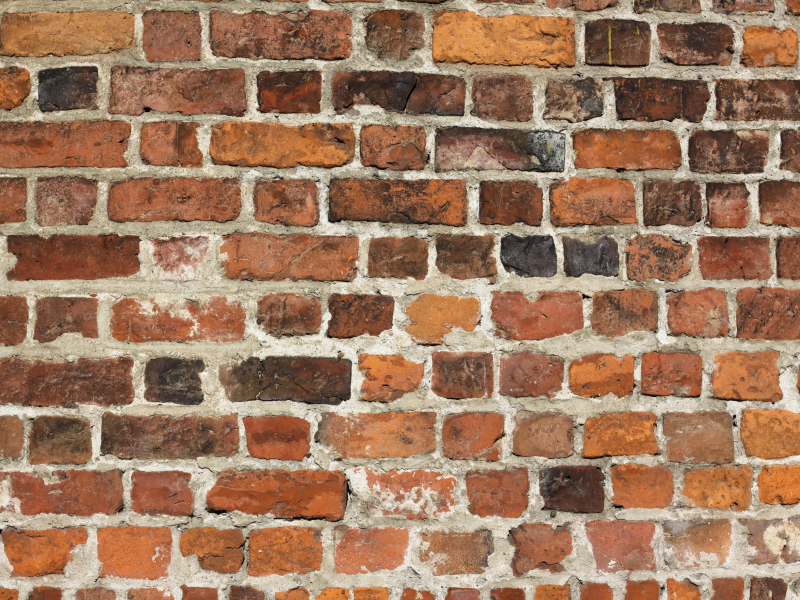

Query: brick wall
left=0, top=0, right=798, bottom=598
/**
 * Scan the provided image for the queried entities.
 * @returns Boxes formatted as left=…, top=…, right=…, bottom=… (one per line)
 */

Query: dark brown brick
left=699, top=237, right=771, bottom=280
left=592, top=289, right=658, bottom=337
left=143, top=11, right=201, bottom=62
left=585, top=20, right=651, bottom=66
left=30, top=416, right=92, bottom=465
left=360, top=125, right=426, bottom=170
left=479, top=181, right=543, bottom=226
left=436, top=128, right=565, bottom=172
left=405, top=74, right=466, bottom=116
left=707, top=183, right=749, bottom=228
left=365, top=10, right=424, bottom=60
left=432, top=352, right=493, bottom=399
left=544, top=79, right=603, bottom=122
left=658, top=24, right=733, bottom=65
left=38, top=67, right=97, bottom=112
left=750, top=580, right=786, bottom=600
left=257, top=294, right=322, bottom=336
left=717, top=80, right=800, bottom=121
left=541, top=466, right=604, bottom=513
left=34, top=297, right=97, bottom=343
left=368, top=237, right=428, bottom=280
left=254, top=180, right=318, bottom=227
left=328, top=294, right=394, bottom=338
left=563, top=237, right=619, bottom=277
left=777, top=238, right=800, bottom=279
left=140, top=122, right=202, bottom=167
left=472, top=75, right=533, bottom=122
left=781, top=130, right=800, bottom=171
left=737, top=288, right=800, bottom=340
left=689, top=130, right=768, bottom=174
left=614, top=78, right=709, bottom=123
left=643, top=180, right=702, bottom=226
left=144, top=358, right=204, bottom=405
left=635, top=0, right=700, bottom=11
left=0, top=297, right=27, bottom=346
left=333, top=71, right=465, bottom=115
left=257, top=71, right=321, bottom=114
left=436, top=235, right=496, bottom=280
left=714, top=0, right=774, bottom=13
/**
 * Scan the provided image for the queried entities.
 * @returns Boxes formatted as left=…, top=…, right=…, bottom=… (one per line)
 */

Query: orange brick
left=612, top=464, right=673, bottom=508
left=248, top=527, right=322, bottom=575
left=758, top=465, right=800, bottom=504
left=712, top=351, right=782, bottom=402
left=742, top=27, right=798, bottom=66
left=683, top=466, right=752, bottom=511
left=334, top=527, right=409, bottom=574
left=98, top=527, right=171, bottom=579
left=583, top=412, right=657, bottom=457
left=569, top=354, right=634, bottom=398
left=573, top=130, right=681, bottom=170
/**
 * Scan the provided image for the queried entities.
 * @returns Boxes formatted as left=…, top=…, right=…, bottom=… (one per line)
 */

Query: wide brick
left=472, top=75, right=533, bottom=122
left=760, top=181, right=800, bottom=225
left=0, top=67, right=30, bottom=110
left=328, top=294, right=394, bottom=338
left=683, top=466, right=752, bottom=510
left=643, top=180, right=702, bottom=225
left=0, top=13, right=134, bottom=56
left=38, top=67, right=97, bottom=112
left=717, top=80, right=800, bottom=120
left=232, top=589, right=262, bottom=600
left=419, top=530, right=494, bottom=575
left=781, top=131, right=800, bottom=171
left=707, top=183, right=750, bottom=228
left=350, top=468, right=456, bottom=520
left=433, top=12, right=575, bottom=66
left=569, top=355, right=635, bottom=398
left=742, top=27, right=798, bottom=66
left=207, top=470, right=347, bottom=520
left=0, top=122, right=130, bottom=168
left=254, top=180, right=318, bottom=227
left=109, top=178, right=239, bottom=222
left=152, top=236, right=209, bottom=280
left=513, top=412, right=573, bottom=458
left=479, top=181, right=543, bottom=225
left=0, top=297, right=26, bottom=346
left=492, top=291, right=583, bottom=340
left=614, top=78, right=709, bottom=122
left=667, top=289, right=729, bottom=337
left=712, top=579, right=744, bottom=600
left=741, top=409, right=800, bottom=458
left=541, top=465, right=604, bottom=513
left=699, top=237, right=771, bottom=280
left=443, top=413, right=504, bottom=460
left=369, top=237, right=428, bottom=280
left=211, top=123, right=354, bottom=168
left=2, top=528, right=87, bottom=577
left=181, top=528, right=244, bottom=574
left=658, top=24, right=733, bottom=64
left=508, top=524, right=572, bottom=575
left=219, top=356, right=351, bottom=404
left=612, top=465, right=673, bottom=508
left=689, top=130, right=768, bottom=173
left=0, top=417, right=23, bottom=459
left=501, top=235, right=556, bottom=278
left=210, top=11, right=351, bottom=59
left=750, top=579, right=788, bottom=600
left=536, top=586, right=570, bottom=600
left=358, top=354, right=423, bottom=402
left=143, top=11, right=201, bottom=62
left=743, top=519, right=800, bottom=564
left=365, top=10, right=424, bottom=60
left=467, top=469, right=529, bottom=517
left=712, top=350, right=782, bottom=401
left=759, top=465, right=800, bottom=504
left=244, top=416, right=310, bottom=460
left=78, top=591, right=115, bottom=600
left=574, top=129, right=680, bottom=170
left=332, top=72, right=465, bottom=115
left=257, top=294, right=322, bottom=337
left=583, top=412, right=657, bottom=456
left=140, top=122, right=202, bottom=167
left=592, top=289, right=658, bottom=337
left=550, top=178, right=636, bottom=225
left=432, top=352, right=493, bottom=399
left=144, top=358, right=204, bottom=405
left=1, top=470, right=123, bottom=515
left=361, top=125, right=425, bottom=170
left=500, top=353, right=564, bottom=398
left=98, top=527, right=171, bottom=579
left=544, top=79, right=603, bottom=122
left=436, top=128, right=565, bottom=172
left=101, top=413, right=238, bottom=459
left=664, top=412, right=734, bottom=463
left=220, top=233, right=358, bottom=281
left=436, top=235, right=496, bottom=280
left=29, top=416, right=91, bottom=465
left=585, top=20, right=650, bottom=66
left=335, top=527, right=408, bottom=574
left=258, top=71, right=321, bottom=114
left=131, top=471, right=193, bottom=516
left=626, top=234, right=693, bottom=282
left=35, top=177, right=97, bottom=226
left=317, top=412, right=435, bottom=458
left=642, top=352, right=702, bottom=397
left=585, top=520, right=656, bottom=572
left=563, top=237, right=619, bottom=278
left=777, top=238, right=800, bottom=279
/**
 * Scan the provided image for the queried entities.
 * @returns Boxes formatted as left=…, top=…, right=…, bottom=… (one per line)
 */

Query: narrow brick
left=351, top=468, right=456, bottom=520
left=152, top=236, right=209, bottom=280
left=513, top=412, right=573, bottom=458
left=0, top=297, right=27, bottom=346
left=777, top=238, right=800, bottom=279
left=0, top=417, right=23, bottom=459
left=253, top=179, right=318, bottom=227
left=0, top=178, right=26, bottom=223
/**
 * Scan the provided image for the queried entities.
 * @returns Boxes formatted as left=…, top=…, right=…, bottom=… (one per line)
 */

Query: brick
left=257, top=294, right=321, bottom=337
left=368, top=237, right=428, bottom=280
left=664, top=412, right=734, bottom=463
left=500, top=354, right=564, bottom=398
left=361, top=125, right=426, bottom=170
left=707, top=183, right=749, bottom=228
left=406, top=74, right=466, bottom=115
left=433, top=12, right=575, bottom=66
left=712, top=579, right=744, bottom=600
left=333, top=72, right=465, bottom=115
left=30, top=416, right=91, bottom=465
left=7, top=235, right=138, bottom=280
left=626, top=582, right=659, bottom=600
left=143, top=11, right=201, bottom=62
left=328, top=294, right=394, bottom=338
left=0, top=67, right=30, bottom=109
left=77, top=590, right=114, bottom=600
left=436, top=235, right=496, bottom=280
left=220, top=356, right=351, bottom=404
left=614, top=78, right=709, bottom=122
left=404, top=590, right=434, bottom=600
left=492, top=291, right=583, bottom=341
left=777, top=238, right=800, bottom=279
left=359, top=354, right=423, bottom=402
left=563, top=237, right=619, bottom=277
left=101, top=413, right=239, bottom=459
left=329, top=179, right=466, bottom=225
left=717, top=80, right=800, bottom=120
left=131, top=471, right=193, bottom=516
left=432, top=352, right=493, bottom=398
left=243, top=416, right=310, bottom=460
left=569, top=355, right=635, bottom=398
left=760, top=181, right=800, bottom=225
left=574, top=129, right=680, bottom=170
left=759, top=466, right=800, bottom=504
left=501, top=235, right=556, bottom=277
left=351, top=468, right=456, bottom=520
left=140, top=122, right=202, bottom=167
left=109, top=178, right=239, bottom=223
left=443, top=413, right=504, bottom=460
left=712, top=351, right=782, bottom=401
left=31, top=590, right=61, bottom=600
left=0, top=592, right=18, bottom=600
left=642, top=352, right=702, bottom=397
left=667, top=581, right=701, bottom=600
left=581, top=585, right=612, bottom=600
left=33, top=297, right=96, bottom=343
left=544, top=79, right=603, bottom=122
left=550, top=178, right=636, bottom=225
left=664, top=520, right=732, bottom=567
left=129, top=592, right=172, bottom=600
left=253, top=180, right=318, bottom=227
left=479, top=181, right=543, bottom=225
left=3, top=470, right=123, bottom=515
left=612, top=464, right=673, bottom=508
left=683, top=466, right=752, bottom=510
left=643, top=180, right=702, bottom=225
left=365, top=10, right=424, bottom=60
left=743, top=518, right=800, bottom=563
left=419, top=530, right=493, bottom=575
left=2, top=528, right=87, bottom=577
left=211, top=123, right=354, bottom=168
left=0, top=13, right=134, bottom=56
left=667, top=289, right=728, bottom=337
left=741, top=409, right=800, bottom=458
left=0, top=417, right=23, bottom=459
left=35, top=177, right=97, bottom=226
left=447, top=592, right=478, bottom=600
left=658, top=24, right=733, bottom=64
left=689, top=130, right=768, bottom=173
left=781, top=131, right=800, bottom=171
left=257, top=71, right=321, bottom=114
left=513, top=412, right=573, bottom=458
left=536, top=586, right=570, bottom=600
left=467, top=469, right=529, bottom=517
left=98, top=527, right=171, bottom=579
left=751, top=579, right=787, bottom=600
left=541, top=465, right=604, bottom=513
left=207, top=470, right=346, bottom=519
left=585, top=20, right=650, bottom=66
left=626, top=234, right=693, bottom=282
left=182, top=589, right=215, bottom=600
left=210, top=11, right=351, bottom=59
left=318, top=412, right=435, bottom=458
left=0, top=122, right=130, bottom=168
left=111, top=297, right=245, bottom=342
left=180, top=528, right=244, bottom=574
left=0, top=297, right=26, bottom=346
left=335, top=527, right=408, bottom=574
left=355, top=592, right=388, bottom=600
left=508, top=524, right=572, bottom=575
left=436, top=128, right=565, bottom=172
left=583, top=411, right=657, bottom=456
left=742, top=27, right=798, bottom=66
left=585, top=520, right=656, bottom=572
left=152, top=236, right=209, bottom=280
left=591, top=289, right=658, bottom=337
left=472, top=75, right=533, bottom=122
left=0, top=178, right=26, bottom=223
left=144, top=358, right=204, bottom=405
left=699, top=237, right=771, bottom=280
left=38, top=67, right=97, bottom=111
left=232, top=589, right=264, bottom=600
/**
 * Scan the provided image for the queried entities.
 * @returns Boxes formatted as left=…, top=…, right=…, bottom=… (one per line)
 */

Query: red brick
left=317, top=412, right=435, bottom=458
left=707, top=183, right=750, bottom=228
left=626, top=582, right=659, bottom=600
left=513, top=412, right=573, bottom=458
left=443, top=413, right=503, bottom=461
left=585, top=520, right=656, bottom=572
left=2, top=470, right=123, bottom=515
left=569, top=355, right=635, bottom=398
left=0, top=178, right=26, bottom=223
left=152, top=236, right=210, bottom=280
left=683, top=466, right=752, bottom=510
left=689, top=130, right=769, bottom=173
left=365, top=10, right=424, bottom=60
left=7, top=235, right=138, bottom=280
left=742, top=27, right=798, bottom=66
left=351, top=468, right=456, bottom=520
left=129, top=591, right=172, bottom=600
left=664, top=412, right=735, bottom=464
left=667, top=581, right=701, bottom=600
left=335, top=527, right=409, bottom=574
left=182, top=589, right=215, bottom=600
left=500, top=353, right=564, bottom=398
left=591, top=289, right=658, bottom=337
left=762, top=182, right=800, bottom=227
left=737, top=288, right=800, bottom=340
left=583, top=412, right=657, bottom=456
left=614, top=78, right=709, bottom=122
left=744, top=519, right=800, bottom=562
left=368, top=237, right=428, bottom=280
left=77, top=590, right=114, bottom=600
left=109, top=178, right=239, bottom=222
left=98, top=527, right=171, bottom=579
left=0, top=67, right=30, bottom=110
left=612, top=465, right=673, bottom=508
left=664, top=521, right=732, bottom=567
left=492, top=291, right=583, bottom=340
left=2, top=528, right=87, bottom=577
left=0, top=122, right=130, bottom=168
left=626, top=234, right=693, bottom=282
left=699, top=237, right=771, bottom=280
left=472, top=75, right=533, bottom=121
left=667, top=289, right=729, bottom=337
left=777, top=238, right=800, bottom=279
left=434, top=127, right=564, bottom=172
left=0, top=297, right=27, bottom=346
left=257, top=71, right=321, bottom=114
left=233, top=589, right=264, bottom=600
left=712, top=580, right=744, bottom=600
left=403, top=591, right=434, bottom=600
left=361, top=125, right=426, bottom=170
left=479, top=181, right=543, bottom=226
left=0, top=13, right=134, bottom=56
left=143, top=11, right=201, bottom=62
left=31, top=589, right=61, bottom=600
left=29, top=416, right=91, bottom=465
left=180, top=528, right=244, bottom=574
left=573, top=130, right=680, bottom=170
left=249, top=527, right=322, bottom=575
left=781, top=131, right=800, bottom=172
left=140, top=122, right=202, bottom=167
left=432, top=352, right=493, bottom=398
left=419, top=530, right=493, bottom=575
left=580, top=585, right=612, bottom=600
left=467, top=469, right=529, bottom=517
left=641, top=352, right=702, bottom=397
left=759, top=465, right=800, bottom=504
left=658, top=24, right=733, bottom=64
left=712, top=351, right=782, bottom=401
left=358, top=354, right=423, bottom=402
left=550, top=178, right=636, bottom=225
left=243, top=416, right=310, bottom=460
left=446, top=592, right=478, bottom=600
left=254, top=180, right=318, bottom=226
left=508, top=524, right=572, bottom=575
left=535, top=586, right=570, bottom=600
left=0, top=417, right=23, bottom=459
left=34, top=177, right=96, bottom=226
left=207, top=470, right=347, bottom=520
left=328, top=294, right=394, bottom=338
left=131, top=471, right=193, bottom=516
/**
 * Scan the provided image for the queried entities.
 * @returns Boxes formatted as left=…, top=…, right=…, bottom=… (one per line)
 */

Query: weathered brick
left=581, top=585, right=612, bottom=600
left=33, top=297, right=96, bottom=343
left=109, top=178, right=239, bottom=222
left=152, top=236, right=209, bottom=280
left=569, top=355, right=635, bottom=398
left=585, top=520, right=656, bottom=572
left=29, top=416, right=91, bottom=465
left=658, top=24, right=733, bottom=64
left=777, top=238, right=800, bottom=279
left=467, top=469, right=529, bottom=517
left=350, top=468, right=456, bottom=520
left=144, top=358, right=204, bottom=405
left=712, top=580, right=744, bottom=600
left=744, top=519, right=800, bottom=564
left=741, top=409, right=800, bottom=458
left=181, top=528, right=244, bottom=574
left=0, top=67, right=30, bottom=110
left=667, top=289, right=729, bottom=337
left=419, top=530, right=494, bottom=575
left=432, top=352, right=493, bottom=398
left=544, top=79, right=603, bottom=122
left=500, top=354, right=564, bottom=399
left=583, top=412, right=657, bottom=456
left=35, top=177, right=97, bottom=226
left=77, top=590, right=115, bottom=600
left=614, top=78, right=709, bottom=122
left=712, top=350, right=782, bottom=401
left=758, top=465, right=800, bottom=504
left=699, top=237, right=771, bottom=280
left=7, top=235, right=138, bottom=280
left=612, top=464, right=673, bottom=508
left=98, top=527, right=171, bottom=579
left=550, top=178, right=636, bottom=225
left=585, top=20, right=650, bottom=66
left=436, top=235, right=497, bottom=280
left=443, top=413, right=504, bottom=460
left=131, top=471, right=193, bottom=516
left=0, top=178, right=26, bottom=223
left=244, top=416, right=310, bottom=460
left=253, top=180, right=317, bottom=227
left=492, top=291, right=583, bottom=340
left=436, top=127, right=565, bottom=172
left=781, top=130, right=800, bottom=171
left=501, top=235, right=556, bottom=278
left=335, top=527, right=408, bottom=574
left=508, top=524, right=572, bottom=575
left=479, top=181, right=543, bottom=226
left=760, top=181, right=800, bottom=226
left=140, top=122, right=202, bottom=167
left=668, top=580, right=701, bottom=600
left=513, top=412, right=573, bottom=458
left=0, top=417, right=23, bottom=459
left=257, top=71, right=321, bottom=114
left=31, top=589, right=61, bottom=600
left=563, top=236, right=619, bottom=277
left=642, top=352, right=702, bottom=397
left=541, top=465, right=604, bottom=513
left=683, top=466, right=752, bottom=510
left=332, top=72, right=465, bottom=115
left=626, top=582, right=659, bottom=600
left=591, top=289, right=658, bottom=337
left=38, top=67, right=98, bottom=111
left=0, top=13, right=134, bottom=56
left=536, top=586, right=570, bottom=600
left=406, top=294, right=479, bottom=344
left=718, top=80, right=800, bottom=120
left=129, top=591, right=172, bottom=600
left=143, top=11, right=201, bottom=62
left=2, top=528, right=87, bottom=577
left=643, top=180, right=702, bottom=225
left=707, top=183, right=749, bottom=228
left=472, top=75, right=533, bottom=121
left=750, top=579, right=787, bottom=600
left=317, top=412, right=435, bottom=458
left=231, top=588, right=263, bottom=600
left=368, top=237, right=428, bottom=280
left=664, top=521, right=732, bottom=568
left=742, top=27, right=798, bottom=66
left=626, top=234, right=693, bottom=282
left=359, top=354, right=423, bottom=402
left=182, top=589, right=215, bottom=600
left=2, top=470, right=123, bottom=515
left=689, top=130, right=769, bottom=173
left=365, top=10, right=424, bottom=60
left=361, top=125, right=426, bottom=170
left=574, top=129, right=680, bottom=170
left=328, top=294, right=394, bottom=338
left=257, top=294, right=322, bottom=337
left=664, top=412, right=734, bottom=464
left=0, top=297, right=27, bottom=346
